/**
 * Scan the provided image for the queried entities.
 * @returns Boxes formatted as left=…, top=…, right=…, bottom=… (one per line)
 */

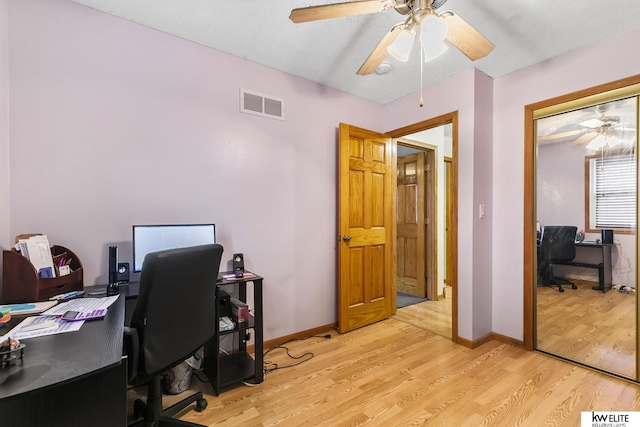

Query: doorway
left=390, top=121, right=456, bottom=341
left=336, top=113, right=458, bottom=341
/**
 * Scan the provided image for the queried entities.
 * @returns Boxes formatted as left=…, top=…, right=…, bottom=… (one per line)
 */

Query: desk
left=0, top=295, right=127, bottom=426
left=553, top=242, right=613, bottom=293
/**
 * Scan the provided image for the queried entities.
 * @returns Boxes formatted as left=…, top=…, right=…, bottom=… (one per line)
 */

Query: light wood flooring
left=536, top=282, right=637, bottom=379
left=128, top=318, right=640, bottom=426
left=394, top=286, right=452, bottom=340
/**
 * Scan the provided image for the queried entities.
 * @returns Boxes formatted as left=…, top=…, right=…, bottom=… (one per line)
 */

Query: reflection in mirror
left=535, top=97, right=637, bottom=379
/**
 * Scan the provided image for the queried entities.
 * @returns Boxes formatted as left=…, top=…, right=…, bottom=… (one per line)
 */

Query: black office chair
left=125, top=244, right=223, bottom=427
left=537, top=226, right=578, bottom=292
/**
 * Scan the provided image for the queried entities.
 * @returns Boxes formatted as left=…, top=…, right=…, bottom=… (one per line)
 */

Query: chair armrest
left=123, top=326, right=139, bottom=384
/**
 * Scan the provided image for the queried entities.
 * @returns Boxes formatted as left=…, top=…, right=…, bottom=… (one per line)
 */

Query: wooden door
left=338, top=123, right=395, bottom=333
left=396, top=153, right=426, bottom=297
left=444, top=157, right=454, bottom=288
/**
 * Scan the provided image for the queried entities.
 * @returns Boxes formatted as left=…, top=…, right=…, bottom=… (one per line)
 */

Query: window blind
left=593, top=153, right=637, bottom=229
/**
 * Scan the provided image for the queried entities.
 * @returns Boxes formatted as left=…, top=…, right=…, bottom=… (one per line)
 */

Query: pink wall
left=5, top=0, right=382, bottom=341
left=0, top=0, right=8, bottom=252
left=492, top=27, right=640, bottom=340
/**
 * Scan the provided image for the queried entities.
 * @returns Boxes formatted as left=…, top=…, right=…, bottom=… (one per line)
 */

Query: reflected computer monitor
left=132, top=224, right=216, bottom=273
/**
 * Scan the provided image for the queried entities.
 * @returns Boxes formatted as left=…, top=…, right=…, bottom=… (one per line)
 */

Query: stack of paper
left=15, top=235, right=56, bottom=278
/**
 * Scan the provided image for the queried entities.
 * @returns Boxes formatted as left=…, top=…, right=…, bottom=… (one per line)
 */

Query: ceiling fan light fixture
left=607, top=135, right=622, bottom=148
left=423, top=41, right=448, bottom=62
left=587, top=134, right=607, bottom=150
left=387, top=29, right=415, bottom=62
left=420, top=13, right=449, bottom=62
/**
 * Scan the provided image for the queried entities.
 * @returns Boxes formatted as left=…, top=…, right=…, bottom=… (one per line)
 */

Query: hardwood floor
left=129, top=318, right=640, bottom=426
left=536, top=283, right=637, bottom=379
left=394, top=286, right=452, bottom=339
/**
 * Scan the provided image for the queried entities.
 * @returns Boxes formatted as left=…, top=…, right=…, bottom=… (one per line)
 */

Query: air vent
left=240, top=89, right=285, bottom=121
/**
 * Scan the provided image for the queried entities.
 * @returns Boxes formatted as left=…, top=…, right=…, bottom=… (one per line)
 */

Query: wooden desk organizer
left=2, top=246, right=83, bottom=303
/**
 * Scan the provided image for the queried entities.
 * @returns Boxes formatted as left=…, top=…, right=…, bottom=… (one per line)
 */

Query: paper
left=2, top=315, right=82, bottom=340
left=20, top=235, right=56, bottom=278
left=42, top=295, right=119, bottom=317
left=0, top=300, right=58, bottom=315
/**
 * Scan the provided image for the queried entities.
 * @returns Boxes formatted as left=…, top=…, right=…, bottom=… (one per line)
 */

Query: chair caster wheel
left=559, top=288, right=565, bottom=292
left=133, top=399, right=145, bottom=419
left=572, top=285, right=577, bottom=289
left=196, top=398, right=207, bottom=412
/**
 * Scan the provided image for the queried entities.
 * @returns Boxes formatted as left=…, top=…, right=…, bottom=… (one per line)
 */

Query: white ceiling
left=69, top=0, right=640, bottom=105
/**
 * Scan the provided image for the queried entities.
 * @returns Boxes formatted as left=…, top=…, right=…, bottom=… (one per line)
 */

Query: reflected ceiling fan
left=289, top=0, right=494, bottom=76
left=539, top=104, right=636, bottom=149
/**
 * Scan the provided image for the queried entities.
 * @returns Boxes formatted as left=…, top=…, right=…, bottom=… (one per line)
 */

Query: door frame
left=388, top=112, right=459, bottom=342
left=523, top=75, right=640, bottom=376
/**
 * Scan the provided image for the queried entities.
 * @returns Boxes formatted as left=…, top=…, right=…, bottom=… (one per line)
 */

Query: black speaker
left=117, top=262, right=129, bottom=283
left=218, top=290, right=231, bottom=318
left=108, top=246, right=118, bottom=284
left=233, top=253, right=244, bottom=271
left=601, top=229, right=614, bottom=244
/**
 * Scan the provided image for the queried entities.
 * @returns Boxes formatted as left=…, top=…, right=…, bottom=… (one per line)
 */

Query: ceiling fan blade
left=357, top=25, right=403, bottom=76
left=441, top=11, right=494, bottom=61
left=290, top=0, right=393, bottom=23
left=571, top=131, right=597, bottom=146
left=537, top=129, right=583, bottom=142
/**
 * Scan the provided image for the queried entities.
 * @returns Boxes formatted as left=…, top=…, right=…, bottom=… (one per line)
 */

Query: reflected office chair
left=537, top=225, right=578, bottom=292
left=125, top=244, right=223, bottom=427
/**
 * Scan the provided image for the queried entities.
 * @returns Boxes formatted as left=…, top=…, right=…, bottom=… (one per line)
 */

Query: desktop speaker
left=117, top=262, right=129, bottom=283
left=218, top=290, right=231, bottom=318
left=601, top=229, right=614, bottom=244
left=233, top=253, right=244, bottom=271
left=108, top=246, right=118, bottom=284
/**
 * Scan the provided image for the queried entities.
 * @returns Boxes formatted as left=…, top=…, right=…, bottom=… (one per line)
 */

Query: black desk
left=553, top=242, right=613, bottom=293
left=0, top=295, right=127, bottom=426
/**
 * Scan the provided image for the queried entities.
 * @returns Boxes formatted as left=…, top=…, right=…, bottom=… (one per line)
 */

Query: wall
left=492, top=27, right=640, bottom=340
left=0, top=0, right=9, bottom=262
left=6, top=0, right=383, bottom=341
left=471, top=71, right=493, bottom=340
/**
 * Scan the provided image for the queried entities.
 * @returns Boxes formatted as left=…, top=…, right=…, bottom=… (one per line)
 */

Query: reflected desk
left=553, top=242, right=613, bottom=293
left=0, top=295, right=126, bottom=426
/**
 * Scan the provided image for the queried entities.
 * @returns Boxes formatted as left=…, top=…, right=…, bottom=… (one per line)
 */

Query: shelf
left=216, top=352, right=257, bottom=387
left=204, top=273, right=263, bottom=395
left=219, top=314, right=255, bottom=336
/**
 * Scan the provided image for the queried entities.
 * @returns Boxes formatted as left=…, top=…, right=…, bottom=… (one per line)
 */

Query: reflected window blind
left=594, top=153, right=637, bottom=229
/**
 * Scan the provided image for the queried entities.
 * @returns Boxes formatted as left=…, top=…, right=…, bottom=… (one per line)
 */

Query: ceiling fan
left=289, top=0, right=495, bottom=76
left=538, top=104, right=636, bottom=148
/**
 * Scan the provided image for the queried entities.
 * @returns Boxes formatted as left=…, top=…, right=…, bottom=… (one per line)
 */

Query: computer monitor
left=132, top=224, right=216, bottom=272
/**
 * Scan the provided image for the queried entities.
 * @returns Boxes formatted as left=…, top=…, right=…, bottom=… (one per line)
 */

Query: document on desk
left=2, top=315, right=82, bottom=340
left=1, top=296, right=120, bottom=340
left=42, top=295, right=120, bottom=317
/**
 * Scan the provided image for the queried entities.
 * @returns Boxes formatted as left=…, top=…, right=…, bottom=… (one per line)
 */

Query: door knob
left=343, top=235, right=352, bottom=242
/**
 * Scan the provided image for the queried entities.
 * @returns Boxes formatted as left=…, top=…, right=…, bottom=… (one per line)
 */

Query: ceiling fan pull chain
left=419, top=42, right=424, bottom=107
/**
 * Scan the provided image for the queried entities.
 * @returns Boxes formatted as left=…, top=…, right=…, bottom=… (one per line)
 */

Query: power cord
left=263, top=334, right=331, bottom=374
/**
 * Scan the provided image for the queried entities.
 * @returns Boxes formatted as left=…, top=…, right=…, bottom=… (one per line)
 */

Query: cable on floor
left=263, top=334, right=331, bottom=374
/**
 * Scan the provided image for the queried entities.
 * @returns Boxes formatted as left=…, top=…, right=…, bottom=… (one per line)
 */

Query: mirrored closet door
left=535, top=91, right=638, bottom=379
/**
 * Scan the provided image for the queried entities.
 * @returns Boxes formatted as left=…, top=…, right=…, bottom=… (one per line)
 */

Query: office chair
left=125, top=244, right=223, bottom=427
left=538, top=226, right=578, bottom=292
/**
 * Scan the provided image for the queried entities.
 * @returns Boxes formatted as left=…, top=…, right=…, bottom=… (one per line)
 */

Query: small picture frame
left=58, top=265, right=71, bottom=276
